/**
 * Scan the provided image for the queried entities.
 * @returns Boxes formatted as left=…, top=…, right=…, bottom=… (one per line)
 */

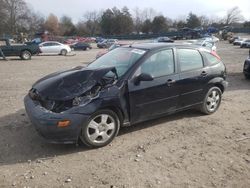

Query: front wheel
left=21, top=50, right=31, bottom=60
left=200, top=87, right=222, bottom=115
left=60, top=49, right=67, bottom=56
left=80, top=110, right=120, bottom=148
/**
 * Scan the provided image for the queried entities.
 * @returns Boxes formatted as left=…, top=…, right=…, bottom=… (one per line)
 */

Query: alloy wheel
left=86, top=114, right=116, bottom=144
left=206, top=89, right=220, bottom=112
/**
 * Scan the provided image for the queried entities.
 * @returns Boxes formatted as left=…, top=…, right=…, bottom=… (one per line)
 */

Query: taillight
left=211, top=51, right=221, bottom=60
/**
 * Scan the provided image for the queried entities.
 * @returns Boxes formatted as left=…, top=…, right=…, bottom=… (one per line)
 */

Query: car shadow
left=226, top=72, right=250, bottom=91
left=0, top=108, right=201, bottom=166
left=0, top=58, right=24, bottom=61
left=37, top=53, right=76, bottom=57
left=119, top=109, right=201, bottom=136
left=0, top=109, right=84, bottom=166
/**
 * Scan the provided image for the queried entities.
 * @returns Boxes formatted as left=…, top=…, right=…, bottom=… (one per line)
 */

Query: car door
left=51, top=42, right=62, bottom=53
left=39, top=43, right=52, bottom=53
left=0, top=40, right=12, bottom=56
left=128, top=49, right=180, bottom=123
left=177, top=48, right=210, bottom=108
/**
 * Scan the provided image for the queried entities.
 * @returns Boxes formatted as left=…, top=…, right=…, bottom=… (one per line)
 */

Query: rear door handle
left=166, top=79, right=176, bottom=86
left=200, top=71, right=208, bottom=77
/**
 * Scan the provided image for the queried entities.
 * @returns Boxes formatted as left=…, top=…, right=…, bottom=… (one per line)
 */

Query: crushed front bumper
left=24, top=95, right=89, bottom=144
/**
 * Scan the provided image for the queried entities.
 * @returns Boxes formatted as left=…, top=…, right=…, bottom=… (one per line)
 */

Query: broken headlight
left=72, top=86, right=101, bottom=106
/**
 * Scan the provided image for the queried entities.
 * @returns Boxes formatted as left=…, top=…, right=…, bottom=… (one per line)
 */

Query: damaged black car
left=24, top=43, right=228, bottom=147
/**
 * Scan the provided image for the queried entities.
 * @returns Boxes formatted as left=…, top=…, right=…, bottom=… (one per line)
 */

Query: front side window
left=178, top=49, right=203, bottom=72
left=42, top=43, right=52, bottom=47
left=136, top=49, right=174, bottom=78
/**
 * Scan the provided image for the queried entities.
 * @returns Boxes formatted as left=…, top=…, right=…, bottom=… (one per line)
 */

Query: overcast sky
left=25, top=0, right=250, bottom=23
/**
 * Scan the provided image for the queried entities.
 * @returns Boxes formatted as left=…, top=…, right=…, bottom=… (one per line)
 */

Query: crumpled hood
left=32, top=66, right=117, bottom=101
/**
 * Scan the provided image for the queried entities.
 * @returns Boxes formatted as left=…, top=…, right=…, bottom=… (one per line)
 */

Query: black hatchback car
left=24, top=43, right=228, bottom=147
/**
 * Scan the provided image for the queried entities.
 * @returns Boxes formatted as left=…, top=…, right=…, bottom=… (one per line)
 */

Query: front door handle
left=166, top=79, right=176, bottom=86
left=200, top=71, right=208, bottom=77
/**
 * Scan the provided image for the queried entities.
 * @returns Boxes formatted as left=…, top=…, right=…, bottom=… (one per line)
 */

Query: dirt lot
left=0, top=40, right=249, bottom=188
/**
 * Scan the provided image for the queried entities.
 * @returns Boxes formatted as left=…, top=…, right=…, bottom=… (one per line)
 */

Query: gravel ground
left=0, top=41, right=249, bottom=188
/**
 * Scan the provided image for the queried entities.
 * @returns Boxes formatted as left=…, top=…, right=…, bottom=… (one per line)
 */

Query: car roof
left=124, top=42, right=206, bottom=51
left=41, top=41, right=61, bottom=44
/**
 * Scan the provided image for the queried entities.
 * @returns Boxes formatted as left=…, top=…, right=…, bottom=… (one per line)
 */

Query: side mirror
left=134, top=73, right=153, bottom=85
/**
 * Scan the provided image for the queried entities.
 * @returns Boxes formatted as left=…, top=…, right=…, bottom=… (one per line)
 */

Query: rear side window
left=178, top=49, right=203, bottom=72
left=203, top=52, right=221, bottom=65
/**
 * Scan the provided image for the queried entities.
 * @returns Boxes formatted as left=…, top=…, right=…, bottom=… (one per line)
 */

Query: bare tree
left=133, top=7, right=143, bottom=34
left=142, top=8, right=159, bottom=21
left=83, top=11, right=101, bottom=36
left=132, top=7, right=160, bottom=34
left=3, top=0, right=31, bottom=34
left=59, top=15, right=76, bottom=36
left=199, top=15, right=210, bottom=27
left=0, top=0, right=7, bottom=35
left=225, top=6, right=244, bottom=25
left=44, top=13, right=59, bottom=35
left=27, top=12, right=45, bottom=35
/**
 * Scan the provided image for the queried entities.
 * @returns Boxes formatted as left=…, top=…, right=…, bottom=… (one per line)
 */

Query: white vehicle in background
left=202, top=36, right=219, bottom=43
left=184, top=39, right=217, bottom=51
left=39, top=41, right=71, bottom=56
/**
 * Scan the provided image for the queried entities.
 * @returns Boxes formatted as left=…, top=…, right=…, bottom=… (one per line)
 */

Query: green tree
left=100, top=7, right=133, bottom=35
left=186, top=12, right=201, bottom=28
left=174, top=20, right=186, bottom=29
left=100, top=8, right=114, bottom=35
left=119, top=6, right=133, bottom=34
left=141, top=19, right=152, bottom=34
left=59, top=15, right=76, bottom=36
left=243, top=21, right=250, bottom=28
left=152, top=16, right=168, bottom=33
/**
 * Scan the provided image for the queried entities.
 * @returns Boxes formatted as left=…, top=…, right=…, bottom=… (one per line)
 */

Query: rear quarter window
left=203, top=52, right=221, bottom=65
left=178, top=49, right=204, bottom=72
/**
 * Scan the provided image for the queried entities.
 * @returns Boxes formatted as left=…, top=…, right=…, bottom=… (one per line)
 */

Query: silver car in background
left=39, top=41, right=71, bottom=56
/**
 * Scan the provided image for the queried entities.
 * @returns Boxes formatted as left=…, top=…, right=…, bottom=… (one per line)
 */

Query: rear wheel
left=80, top=110, right=120, bottom=148
left=21, top=50, right=31, bottom=60
left=60, top=49, right=67, bottom=56
left=200, top=87, right=222, bottom=115
left=244, top=73, right=250, bottom=79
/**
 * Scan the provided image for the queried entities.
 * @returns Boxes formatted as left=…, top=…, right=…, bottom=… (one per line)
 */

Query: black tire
left=200, top=87, right=222, bottom=115
left=244, top=73, right=250, bottom=79
left=20, top=50, right=31, bottom=60
left=83, top=47, right=87, bottom=51
left=60, top=49, right=67, bottom=56
left=79, top=109, right=120, bottom=148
